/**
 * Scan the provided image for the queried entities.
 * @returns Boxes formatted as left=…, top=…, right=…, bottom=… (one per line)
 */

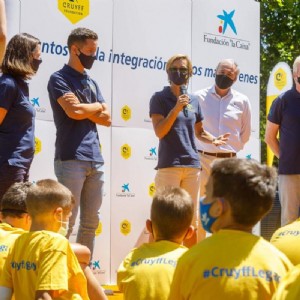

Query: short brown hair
left=26, top=179, right=74, bottom=217
left=166, top=54, right=193, bottom=77
left=67, top=27, right=98, bottom=50
left=151, top=186, right=194, bottom=240
left=1, top=182, right=32, bottom=218
left=211, top=158, right=277, bottom=227
left=1, top=33, right=40, bottom=79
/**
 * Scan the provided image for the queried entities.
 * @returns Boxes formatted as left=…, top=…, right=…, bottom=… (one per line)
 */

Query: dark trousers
left=0, top=163, right=29, bottom=203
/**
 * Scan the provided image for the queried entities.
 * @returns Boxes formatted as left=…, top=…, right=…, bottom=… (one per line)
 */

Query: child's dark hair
left=211, top=158, right=277, bottom=226
left=1, top=182, right=32, bottom=218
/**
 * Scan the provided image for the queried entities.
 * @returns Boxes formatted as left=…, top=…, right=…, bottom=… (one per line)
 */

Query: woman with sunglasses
left=0, top=33, right=42, bottom=202
left=149, top=54, right=228, bottom=246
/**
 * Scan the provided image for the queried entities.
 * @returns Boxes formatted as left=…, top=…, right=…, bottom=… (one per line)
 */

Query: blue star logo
left=149, top=147, right=157, bottom=156
left=246, top=154, right=252, bottom=160
left=217, top=10, right=237, bottom=35
left=122, top=183, right=130, bottom=192
left=31, top=97, right=40, bottom=107
left=92, top=260, right=100, bottom=270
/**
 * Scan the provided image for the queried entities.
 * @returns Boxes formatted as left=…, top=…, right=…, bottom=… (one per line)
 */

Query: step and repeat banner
left=5, top=0, right=259, bottom=283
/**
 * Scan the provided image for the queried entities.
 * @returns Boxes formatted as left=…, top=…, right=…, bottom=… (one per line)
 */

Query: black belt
left=198, top=150, right=236, bottom=158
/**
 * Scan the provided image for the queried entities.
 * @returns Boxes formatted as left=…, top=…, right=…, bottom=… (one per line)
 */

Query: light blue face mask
left=57, top=216, right=69, bottom=237
left=199, top=196, right=219, bottom=233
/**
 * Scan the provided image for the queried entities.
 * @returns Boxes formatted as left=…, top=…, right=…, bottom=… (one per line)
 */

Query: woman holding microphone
left=149, top=54, right=228, bottom=245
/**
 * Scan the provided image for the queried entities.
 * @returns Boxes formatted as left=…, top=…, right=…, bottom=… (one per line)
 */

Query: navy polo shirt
left=0, top=75, right=35, bottom=168
left=149, top=86, right=203, bottom=169
left=268, top=87, right=300, bottom=174
left=47, top=64, right=104, bottom=162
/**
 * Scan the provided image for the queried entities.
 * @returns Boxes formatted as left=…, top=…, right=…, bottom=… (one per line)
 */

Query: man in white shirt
left=195, top=58, right=251, bottom=196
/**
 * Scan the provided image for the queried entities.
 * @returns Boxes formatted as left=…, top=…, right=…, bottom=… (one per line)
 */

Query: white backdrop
left=5, top=0, right=260, bottom=284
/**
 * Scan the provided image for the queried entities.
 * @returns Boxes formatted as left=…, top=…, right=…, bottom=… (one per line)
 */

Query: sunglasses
left=169, top=67, right=188, bottom=74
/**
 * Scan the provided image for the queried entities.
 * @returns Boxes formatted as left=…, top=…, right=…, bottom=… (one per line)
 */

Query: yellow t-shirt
left=271, top=219, right=300, bottom=265
left=168, top=230, right=293, bottom=300
left=273, top=264, right=300, bottom=300
left=117, top=240, right=187, bottom=300
left=0, top=223, right=25, bottom=276
left=0, top=230, right=89, bottom=300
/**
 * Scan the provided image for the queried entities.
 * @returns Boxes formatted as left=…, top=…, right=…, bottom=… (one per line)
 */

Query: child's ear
left=183, top=225, right=195, bottom=241
left=211, top=198, right=225, bottom=218
left=53, top=207, right=63, bottom=221
left=25, top=213, right=31, bottom=224
left=146, top=219, right=153, bottom=235
left=24, top=214, right=32, bottom=231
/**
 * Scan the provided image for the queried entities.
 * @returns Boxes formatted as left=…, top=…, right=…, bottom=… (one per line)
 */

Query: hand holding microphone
left=180, top=85, right=189, bottom=117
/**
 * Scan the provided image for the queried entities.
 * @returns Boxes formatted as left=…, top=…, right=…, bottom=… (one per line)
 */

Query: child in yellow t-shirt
left=0, top=182, right=32, bottom=276
left=273, top=264, right=300, bottom=300
left=0, top=180, right=107, bottom=300
left=117, top=186, right=194, bottom=300
left=168, top=158, right=293, bottom=300
left=0, top=179, right=91, bottom=300
left=270, top=218, right=300, bottom=265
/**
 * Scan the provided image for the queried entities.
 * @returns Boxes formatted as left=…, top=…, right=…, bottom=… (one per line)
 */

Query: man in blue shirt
left=265, top=56, right=300, bottom=226
left=47, top=27, right=111, bottom=256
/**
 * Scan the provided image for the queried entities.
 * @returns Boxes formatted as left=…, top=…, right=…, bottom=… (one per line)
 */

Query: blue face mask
left=199, top=196, right=219, bottom=233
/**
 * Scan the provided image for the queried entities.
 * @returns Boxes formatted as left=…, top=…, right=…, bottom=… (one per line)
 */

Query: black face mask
left=215, top=74, right=234, bottom=89
left=31, top=58, right=42, bottom=72
left=297, top=77, right=300, bottom=84
left=78, top=50, right=96, bottom=69
left=168, top=70, right=189, bottom=86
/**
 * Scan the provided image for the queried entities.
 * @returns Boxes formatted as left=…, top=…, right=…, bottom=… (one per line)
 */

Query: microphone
left=180, top=85, right=188, bottom=117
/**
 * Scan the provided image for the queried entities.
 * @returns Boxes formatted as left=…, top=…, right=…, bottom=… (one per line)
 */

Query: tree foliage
left=256, top=0, right=300, bottom=162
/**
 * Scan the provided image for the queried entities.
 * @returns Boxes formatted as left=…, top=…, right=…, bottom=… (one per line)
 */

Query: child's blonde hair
left=26, top=179, right=74, bottom=217
left=151, top=186, right=194, bottom=240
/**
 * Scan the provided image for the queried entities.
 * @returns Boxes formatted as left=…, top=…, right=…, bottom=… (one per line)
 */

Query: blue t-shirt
left=268, top=87, right=300, bottom=174
left=0, top=75, right=35, bottom=169
left=149, top=86, right=203, bottom=169
left=47, top=64, right=104, bottom=162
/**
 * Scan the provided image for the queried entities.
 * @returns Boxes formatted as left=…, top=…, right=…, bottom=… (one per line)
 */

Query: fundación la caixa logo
left=116, top=183, right=136, bottom=198
left=203, top=8, right=250, bottom=51
left=90, top=259, right=105, bottom=275
left=31, top=97, right=46, bottom=113
left=144, top=147, right=157, bottom=161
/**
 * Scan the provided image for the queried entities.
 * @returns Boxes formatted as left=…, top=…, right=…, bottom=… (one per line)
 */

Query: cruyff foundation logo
left=217, top=10, right=237, bottom=35
left=58, top=0, right=89, bottom=24
left=34, top=137, right=42, bottom=155
left=203, top=8, right=250, bottom=51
